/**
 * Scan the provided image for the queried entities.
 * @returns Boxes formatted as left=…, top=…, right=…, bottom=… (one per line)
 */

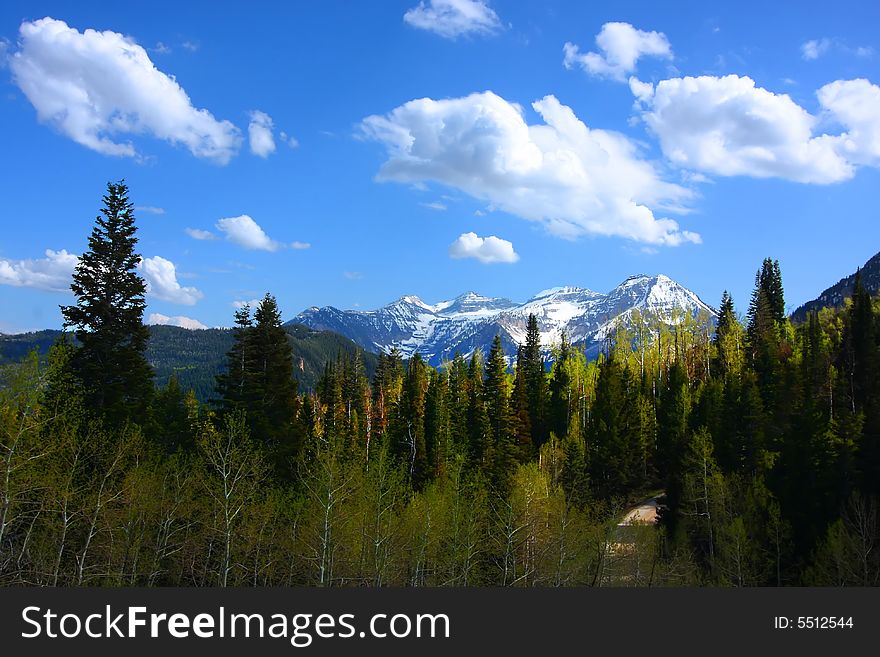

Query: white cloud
left=564, top=22, right=672, bottom=81
left=248, top=110, right=276, bottom=158
left=629, top=77, right=655, bottom=104
left=0, top=248, right=78, bottom=291
left=139, top=256, right=203, bottom=305
left=280, top=131, right=299, bottom=148
left=801, top=38, right=831, bottom=60
left=136, top=205, right=166, bottom=215
left=290, top=241, right=311, bottom=250
left=216, top=214, right=283, bottom=251
left=638, top=74, right=880, bottom=184
left=232, top=298, right=261, bottom=310
left=404, top=0, right=502, bottom=39
left=361, top=91, right=698, bottom=246
left=148, top=313, right=207, bottom=330
left=420, top=201, right=448, bottom=211
left=185, top=227, right=217, bottom=240
left=449, top=232, right=519, bottom=263
left=817, top=78, right=880, bottom=167
left=9, top=17, right=241, bottom=162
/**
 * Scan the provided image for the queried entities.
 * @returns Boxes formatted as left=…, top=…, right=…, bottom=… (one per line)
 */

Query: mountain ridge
left=791, top=251, right=880, bottom=323
left=292, top=274, right=717, bottom=366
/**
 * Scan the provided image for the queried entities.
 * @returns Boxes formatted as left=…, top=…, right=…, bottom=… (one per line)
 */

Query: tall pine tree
left=60, top=180, right=153, bottom=426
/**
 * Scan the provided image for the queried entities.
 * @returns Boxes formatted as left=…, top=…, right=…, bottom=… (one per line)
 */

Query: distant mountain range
left=293, top=274, right=717, bottom=366
left=791, top=251, right=880, bottom=323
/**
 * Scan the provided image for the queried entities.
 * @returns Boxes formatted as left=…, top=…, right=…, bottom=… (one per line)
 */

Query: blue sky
left=1, top=0, right=879, bottom=332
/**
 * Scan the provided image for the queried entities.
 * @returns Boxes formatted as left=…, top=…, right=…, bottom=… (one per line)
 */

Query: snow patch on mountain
left=292, top=274, right=716, bottom=366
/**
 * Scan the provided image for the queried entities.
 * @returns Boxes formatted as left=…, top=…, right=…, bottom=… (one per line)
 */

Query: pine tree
left=746, top=261, right=785, bottom=409
left=466, top=350, right=490, bottom=466
left=549, top=332, right=573, bottom=440
left=215, top=294, right=300, bottom=475
left=484, top=334, right=515, bottom=492
left=713, top=291, right=743, bottom=376
left=60, top=180, right=153, bottom=426
left=518, top=314, right=548, bottom=449
left=250, top=294, right=300, bottom=470
left=215, top=304, right=255, bottom=414
left=424, top=369, right=449, bottom=479
left=400, top=353, right=429, bottom=488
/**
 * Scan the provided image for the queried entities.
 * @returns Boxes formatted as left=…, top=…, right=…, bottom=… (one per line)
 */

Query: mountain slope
left=293, top=274, right=716, bottom=366
left=791, top=251, right=880, bottom=323
left=0, top=324, right=378, bottom=401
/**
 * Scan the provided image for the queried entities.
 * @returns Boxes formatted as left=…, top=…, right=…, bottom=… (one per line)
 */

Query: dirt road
left=617, top=497, right=660, bottom=527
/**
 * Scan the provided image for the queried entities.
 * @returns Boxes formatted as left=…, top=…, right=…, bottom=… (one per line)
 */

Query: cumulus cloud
left=564, top=22, right=672, bottom=81
left=139, top=256, right=203, bottom=305
left=801, top=38, right=831, bottom=60
left=9, top=17, right=241, bottom=162
left=449, top=232, right=519, bottom=263
left=0, top=248, right=78, bottom=291
left=185, top=227, right=217, bottom=240
left=404, top=0, right=502, bottom=39
left=216, top=215, right=284, bottom=251
left=817, top=78, right=880, bottom=168
left=0, top=249, right=207, bottom=307
left=248, top=110, right=276, bottom=158
left=361, top=91, right=698, bottom=246
left=148, top=313, right=207, bottom=330
left=637, top=74, right=880, bottom=184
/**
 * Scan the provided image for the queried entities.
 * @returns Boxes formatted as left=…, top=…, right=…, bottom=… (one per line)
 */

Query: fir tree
left=517, top=314, right=548, bottom=449
left=549, top=332, right=573, bottom=440
left=466, top=350, right=490, bottom=466
left=484, top=334, right=515, bottom=492
left=215, top=304, right=255, bottom=414
left=249, top=294, right=299, bottom=466
left=400, top=353, right=429, bottom=487
left=60, top=180, right=153, bottom=426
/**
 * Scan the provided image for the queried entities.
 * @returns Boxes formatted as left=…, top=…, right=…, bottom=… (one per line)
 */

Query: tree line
left=0, top=181, right=878, bottom=586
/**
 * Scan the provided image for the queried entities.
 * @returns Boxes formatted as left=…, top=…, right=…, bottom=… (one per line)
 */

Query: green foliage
left=1, top=255, right=880, bottom=587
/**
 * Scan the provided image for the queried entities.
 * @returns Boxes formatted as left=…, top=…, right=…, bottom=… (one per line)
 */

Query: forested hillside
left=791, top=250, right=880, bottom=322
left=0, top=323, right=378, bottom=398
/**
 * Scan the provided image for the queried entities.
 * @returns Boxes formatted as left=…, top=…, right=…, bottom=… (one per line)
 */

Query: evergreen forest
left=1, top=182, right=879, bottom=587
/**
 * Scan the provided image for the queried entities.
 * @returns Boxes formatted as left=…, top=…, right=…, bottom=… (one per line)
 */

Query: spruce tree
left=216, top=294, right=300, bottom=475
left=249, top=294, right=300, bottom=469
left=517, top=314, right=548, bottom=448
left=400, top=352, right=429, bottom=487
left=215, top=304, right=255, bottom=414
left=713, top=291, right=744, bottom=377
left=60, top=180, right=153, bottom=426
left=466, top=350, right=490, bottom=465
left=484, top=334, right=515, bottom=491
left=549, top=332, right=573, bottom=440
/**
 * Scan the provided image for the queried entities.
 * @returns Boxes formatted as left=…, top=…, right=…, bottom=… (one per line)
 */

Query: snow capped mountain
left=292, top=274, right=716, bottom=366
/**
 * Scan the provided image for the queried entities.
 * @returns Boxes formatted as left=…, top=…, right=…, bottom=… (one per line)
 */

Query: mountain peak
left=529, top=286, right=593, bottom=300
left=295, top=274, right=716, bottom=365
left=392, top=295, right=435, bottom=312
